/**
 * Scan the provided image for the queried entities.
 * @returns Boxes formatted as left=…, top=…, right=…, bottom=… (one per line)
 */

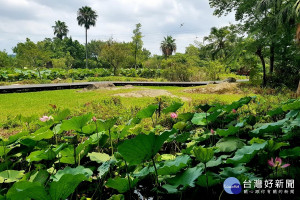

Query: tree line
left=209, top=0, right=300, bottom=88
left=0, top=3, right=299, bottom=88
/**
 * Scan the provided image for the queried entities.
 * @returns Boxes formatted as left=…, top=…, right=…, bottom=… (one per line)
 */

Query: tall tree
left=131, top=23, right=143, bottom=69
left=13, top=38, right=50, bottom=68
left=77, top=6, right=98, bottom=68
left=52, top=20, right=69, bottom=40
left=0, top=50, right=13, bottom=68
left=256, top=0, right=297, bottom=74
left=87, top=40, right=106, bottom=60
left=99, top=39, right=130, bottom=75
left=294, top=0, right=300, bottom=95
left=209, top=0, right=299, bottom=87
left=160, top=36, right=176, bottom=59
left=203, top=25, right=238, bottom=61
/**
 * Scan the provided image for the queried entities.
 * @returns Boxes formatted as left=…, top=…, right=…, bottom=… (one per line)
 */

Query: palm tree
left=77, top=6, right=98, bottom=68
left=203, top=26, right=237, bottom=61
left=52, top=20, right=69, bottom=40
left=160, top=36, right=176, bottom=58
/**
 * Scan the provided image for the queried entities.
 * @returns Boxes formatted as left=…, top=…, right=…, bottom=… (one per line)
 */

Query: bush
left=162, top=63, right=192, bottom=82
left=189, top=67, right=207, bottom=81
left=249, top=65, right=263, bottom=86
left=267, top=73, right=299, bottom=89
left=138, top=68, right=161, bottom=78
left=205, top=60, right=226, bottom=80
left=120, top=68, right=138, bottom=77
left=52, top=58, right=66, bottom=68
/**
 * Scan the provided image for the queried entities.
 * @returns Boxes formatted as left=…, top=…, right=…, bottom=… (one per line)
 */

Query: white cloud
left=0, top=0, right=235, bottom=55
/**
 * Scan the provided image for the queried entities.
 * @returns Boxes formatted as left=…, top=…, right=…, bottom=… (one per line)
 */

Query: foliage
left=160, top=36, right=177, bottom=58
left=3, top=31, right=252, bottom=83
left=209, top=0, right=300, bottom=88
left=203, top=25, right=238, bottom=62
left=205, top=60, right=226, bottom=80
left=13, top=38, right=51, bottom=69
left=77, top=6, right=98, bottom=68
left=0, top=67, right=164, bottom=82
left=0, top=96, right=299, bottom=199
left=131, top=23, right=144, bottom=68
left=0, top=51, right=13, bottom=68
left=52, top=20, right=69, bottom=40
left=99, top=40, right=134, bottom=75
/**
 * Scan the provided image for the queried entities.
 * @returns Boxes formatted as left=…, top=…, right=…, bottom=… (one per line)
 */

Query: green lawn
left=0, top=86, right=246, bottom=123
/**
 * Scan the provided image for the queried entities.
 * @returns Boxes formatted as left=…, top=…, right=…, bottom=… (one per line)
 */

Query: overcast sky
left=0, top=0, right=235, bottom=55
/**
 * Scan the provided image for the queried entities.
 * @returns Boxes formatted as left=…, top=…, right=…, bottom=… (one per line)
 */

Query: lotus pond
left=0, top=96, right=299, bottom=200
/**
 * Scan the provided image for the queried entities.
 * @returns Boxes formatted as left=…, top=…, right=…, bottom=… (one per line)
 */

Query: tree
left=87, top=40, right=106, bottom=60
left=255, top=0, right=297, bottom=74
left=203, top=26, right=238, bottom=61
left=209, top=0, right=300, bottom=88
left=294, top=0, right=300, bottom=95
left=77, top=6, right=98, bottom=68
left=65, top=51, right=75, bottom=69
left=13, top=38, right=50, bottom=68
left=39, top=37, right=85, bottom=68
left=99, top=39, right=131, bottom=75
left=52, top=20, right=69, bottom=40
left=140, top=48, right=151, bottom=62
left=185, top=44, right=203, bottom=67
left=131, top=23, right=143, bottom=69
left=0, top=50, right=13, bottom=68
left=160, top=36, right=176, bottom=58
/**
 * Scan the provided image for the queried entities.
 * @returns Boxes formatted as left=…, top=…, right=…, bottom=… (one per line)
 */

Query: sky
left=0, top=0, right=235, bottom=55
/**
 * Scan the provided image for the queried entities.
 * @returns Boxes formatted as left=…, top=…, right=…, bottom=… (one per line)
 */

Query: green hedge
left=0, top=68, right=162, bottom=82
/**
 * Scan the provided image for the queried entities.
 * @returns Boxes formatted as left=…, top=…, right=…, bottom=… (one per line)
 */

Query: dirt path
left=109, top=83, right=242, bottom=101
left=114, top=88, right=190, bottom=101
left=184, top=82, right=243, bottom=94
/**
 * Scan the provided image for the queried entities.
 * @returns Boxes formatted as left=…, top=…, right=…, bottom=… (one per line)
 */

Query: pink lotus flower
left=40, top=116, right=53, bottom=122
left=210, top=129, right=215, bottom=135
left=268, top=157, right=290, bottom=168
left=232, top=109, right=237, bottom=113
left=92, top=116, right=97, bottom=122
left=170, top=112, right=178, bottom=119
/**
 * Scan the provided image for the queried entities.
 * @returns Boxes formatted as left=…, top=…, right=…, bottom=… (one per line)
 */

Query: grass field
left=0, top=82, right=293, bottom=139
left=0, top=85, right=248, bottom=122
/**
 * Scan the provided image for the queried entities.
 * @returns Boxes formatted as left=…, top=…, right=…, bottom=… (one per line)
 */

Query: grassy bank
left=0, top=83, right=290, bottom=123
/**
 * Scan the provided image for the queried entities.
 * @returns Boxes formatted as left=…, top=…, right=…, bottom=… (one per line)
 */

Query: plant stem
left=219, top=189, right=224, bottom=200
left=205, top=112, right=208, bottom=130
left=125, top=161, right=132, bottom=200
left=152, top=157, right=159, bottom=187
left=109, top=129, right=114, bottom=155
left=1, top=141, right=9, bottom=186
left=53, top=126, right=57, bottom=145
left=2, top=141, right=7, bottom=170
left=151, top=116, right=155, bottom=127
left=94, top=121, right=100, bottom=152
left=204, top=163, right=209, bottom=192
left=174, top=141, right=180, bottom=153
left=73, top=135, right=77, bottom=165
left=91, top=179, right=102, bottom=200
left=74, top=143, right=77, bottom=165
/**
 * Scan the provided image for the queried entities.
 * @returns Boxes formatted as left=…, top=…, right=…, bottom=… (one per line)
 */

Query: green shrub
left=205, top=60, right=226, bottom=80
left=52, top=58, right=66, bottom=68
left=162, top=63, right=192, bottom=82
left=249, top=65, right=263, bottom=86
left=138, top=68, right=161, bottom=78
